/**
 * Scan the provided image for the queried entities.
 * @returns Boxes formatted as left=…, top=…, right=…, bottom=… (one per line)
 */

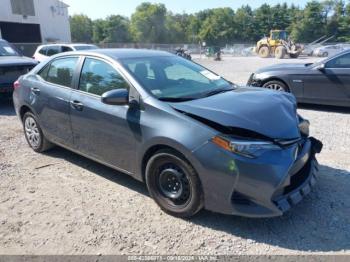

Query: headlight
left=212, top=136, right=280, bottom=158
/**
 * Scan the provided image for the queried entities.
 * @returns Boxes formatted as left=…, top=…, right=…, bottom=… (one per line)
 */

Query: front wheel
left=23, top=112, right=53, bottom=152
left=263, top=80, right=288, bottom=92
left=258, top=46, right=270, bottom=58
left=145, top=149, right=204, bottom=218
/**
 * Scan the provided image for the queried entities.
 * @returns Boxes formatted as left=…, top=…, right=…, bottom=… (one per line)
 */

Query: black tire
left=145, top=149, right=204, bottom=218
left=262, top=80, right=289, bottom=92
left=289, top=53, right=299, bottom=59
left=258, top=46, right=270, bottom=58
left=22, top=111, right=54, bottom=152
left=275, top=46, right=286, bottom=59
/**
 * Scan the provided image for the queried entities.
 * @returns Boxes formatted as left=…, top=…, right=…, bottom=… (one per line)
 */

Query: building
left=0, top=0, right=71, bottom=43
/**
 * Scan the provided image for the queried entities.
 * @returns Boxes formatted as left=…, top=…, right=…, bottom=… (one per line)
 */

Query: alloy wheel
left=265, top=83, right=285, bottom=91
left=24, top=116, right=41, bottom=148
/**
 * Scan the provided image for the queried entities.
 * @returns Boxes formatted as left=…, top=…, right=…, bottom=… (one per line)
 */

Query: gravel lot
left=0, top=56, right=349, bottom=255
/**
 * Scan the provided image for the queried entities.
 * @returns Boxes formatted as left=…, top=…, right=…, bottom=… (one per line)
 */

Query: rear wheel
left=275, top=46, right=286, bottom=59
left=263, top=80, right=288, bottom=92
left=23, top=112, right=53, bottom=152
left=145, top=149, right=203, bottom=218
left=258, top=46, right=270, bottom=58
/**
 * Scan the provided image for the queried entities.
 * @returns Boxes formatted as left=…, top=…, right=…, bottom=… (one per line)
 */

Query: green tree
left=338, top=2, right=350, bottom=41
left=234, top=5, right=255, bottom=42
left=166, top=13, right=190, bottom=43
left=198, top=8, right=235, bottom=45
left=70, top=14, right=93, bottom=43
left=325, top=0, right=345, bottom=39
left=130, top=2, right=167, bottom=43
left=92, top=19, right=107, bottom=43
left=270, top=3, right=291, bottom=30
left=254, top=4, right=272, bottom=39
left=290, top=1, right=326, bottom=42
left=104, top=15, right=131, bottom=43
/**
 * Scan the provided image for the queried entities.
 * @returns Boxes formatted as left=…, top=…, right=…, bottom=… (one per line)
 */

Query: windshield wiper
left=158, top=96, right=196, bottom=102
left=202, top=87, right=235, bottom=98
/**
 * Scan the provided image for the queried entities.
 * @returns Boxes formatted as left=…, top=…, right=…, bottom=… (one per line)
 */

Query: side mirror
left=316, top=63, right=325, bottom=71
left=101, top=89, right=129, bottom=105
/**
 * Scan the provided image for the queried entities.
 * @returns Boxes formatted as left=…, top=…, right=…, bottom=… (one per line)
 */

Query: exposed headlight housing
left=212, top=136, right=280, bottom=158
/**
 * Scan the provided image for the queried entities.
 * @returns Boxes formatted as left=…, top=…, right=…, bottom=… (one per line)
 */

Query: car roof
left=331, top=48, right=350, bottom=56
left=37, top=43, right=97, bottom=48
left=56, top=48, right=172, bottom=60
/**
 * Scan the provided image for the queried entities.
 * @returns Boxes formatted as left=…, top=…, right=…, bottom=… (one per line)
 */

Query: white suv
left=33, top=43, right=99, bottom=62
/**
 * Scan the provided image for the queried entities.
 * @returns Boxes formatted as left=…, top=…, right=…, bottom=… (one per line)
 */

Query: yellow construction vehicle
left=255, top=30, right=303, bottom=59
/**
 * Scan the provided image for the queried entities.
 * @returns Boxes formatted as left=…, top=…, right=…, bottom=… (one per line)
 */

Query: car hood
left=0, top=56, right=38, bottom=67
left=255, top=63, right=309, bottom=73
left=171, top=87, right=300, bottom=140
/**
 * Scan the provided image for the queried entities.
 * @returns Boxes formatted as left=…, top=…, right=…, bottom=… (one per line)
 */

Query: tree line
left=70, top=0, right=350, bottom=45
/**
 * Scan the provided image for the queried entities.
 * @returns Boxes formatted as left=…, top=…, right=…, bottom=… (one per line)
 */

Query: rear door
left=69, top=56, right=137, bottom=173
left=31, top=56, right=80, bottom=146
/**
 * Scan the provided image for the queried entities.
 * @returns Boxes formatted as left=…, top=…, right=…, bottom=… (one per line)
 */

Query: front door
left=70, top=57, right=138, bottom=173
left=303, top=53, right=350, bottom=106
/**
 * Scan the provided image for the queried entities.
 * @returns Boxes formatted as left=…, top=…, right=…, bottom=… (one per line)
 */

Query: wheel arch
left=140, top=141, right=200, bottom=183
left=141, top=145, right=186, bottom=182
left=258, top=44, right=270, bottom=51
left=19, top=104, right=34, bottom=121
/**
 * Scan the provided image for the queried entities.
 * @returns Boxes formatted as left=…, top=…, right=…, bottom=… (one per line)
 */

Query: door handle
left=70, top=100, right=84, bottom=111
left=31, top=87, right=40, bottom=95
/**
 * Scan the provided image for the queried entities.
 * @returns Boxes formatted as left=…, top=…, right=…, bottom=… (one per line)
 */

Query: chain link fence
left=12, top=42, right=258, bottom=57
left=11, top=42, right=348, bottom=58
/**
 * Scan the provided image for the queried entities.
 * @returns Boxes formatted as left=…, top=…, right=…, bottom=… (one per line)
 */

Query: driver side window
left=326, top=53, right=350, bottom=68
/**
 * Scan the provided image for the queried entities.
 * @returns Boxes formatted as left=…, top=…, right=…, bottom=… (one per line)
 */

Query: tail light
left=13, top=80, right=20, bottom=90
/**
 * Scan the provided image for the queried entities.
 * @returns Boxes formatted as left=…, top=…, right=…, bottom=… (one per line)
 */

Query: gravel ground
left=0, top=56, right=349, bottom=255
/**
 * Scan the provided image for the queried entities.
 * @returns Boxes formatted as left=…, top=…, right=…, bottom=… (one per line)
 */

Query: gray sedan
left=248, top=50, right=350, bottom=107
left=13, top=49, right=322, bottom=218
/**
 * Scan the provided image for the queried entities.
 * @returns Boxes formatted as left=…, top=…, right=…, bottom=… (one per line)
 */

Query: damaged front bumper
left=192, top=136, right=322, bottom=217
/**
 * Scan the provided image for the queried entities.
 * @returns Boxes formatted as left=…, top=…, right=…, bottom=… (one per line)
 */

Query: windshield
left=74, top=45, right=99, bottom=51
left=120, top=56, right=233, bottom=101
left=0, top=42, right=19, bottom=56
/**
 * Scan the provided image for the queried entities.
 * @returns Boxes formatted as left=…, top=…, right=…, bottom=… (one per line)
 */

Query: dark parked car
left=13, top=49, right=322, bottom=218
left=247, top=50, right=350, bottom=107
left=0, top=39, right=38, bottom=99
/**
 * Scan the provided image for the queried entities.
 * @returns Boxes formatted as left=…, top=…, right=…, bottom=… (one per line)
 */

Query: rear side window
left=45, top=57, right=79, bottom=87
left=62, top=46, right=73, bottom=52
left=79, top=58, right=129, bottom=96
left=38, top=46, right=48, bottom=55
left=47, top=46, right=61, bottom=56
left=38, top=64, right=50, bottom=79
